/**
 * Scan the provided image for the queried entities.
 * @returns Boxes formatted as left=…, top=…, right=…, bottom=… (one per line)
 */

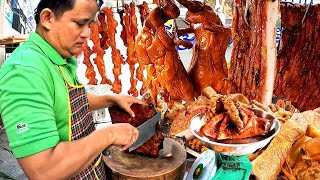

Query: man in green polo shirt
left=0, top=0, right=143, bottom=179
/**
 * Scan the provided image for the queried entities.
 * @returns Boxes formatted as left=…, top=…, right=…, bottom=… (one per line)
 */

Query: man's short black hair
left=34, top=0, right=76, bottom=24
left=34, top=0, right=104, bottom=24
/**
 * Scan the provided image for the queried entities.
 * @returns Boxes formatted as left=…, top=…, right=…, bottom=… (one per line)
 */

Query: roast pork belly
left=227, top=0, right=279, bottom=105
left=109, top=104, right=164, bottom=158
left=274, top=3, right=320, bottom=111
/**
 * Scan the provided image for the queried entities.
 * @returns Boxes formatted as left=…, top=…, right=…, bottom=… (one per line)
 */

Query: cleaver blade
left=128, top=112, right=161, bottom=152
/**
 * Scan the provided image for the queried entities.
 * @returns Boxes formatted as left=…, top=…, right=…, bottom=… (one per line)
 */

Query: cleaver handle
left=102, top=145, right=122, bottom=156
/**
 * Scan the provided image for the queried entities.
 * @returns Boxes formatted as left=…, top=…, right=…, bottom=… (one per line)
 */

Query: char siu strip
left=81, top=39, right=98, bottom=85
left=136, top=2, right=150, bottom=95
left=90, top=21, right=112, bottom=85
left=123, top=3, right=139, bottom=97
left=118, top=8, right=127, bottom=47
left=103, top=7, right=124, bottom=93
left=98, top=12, right=109, bottom=50
left=137, top=1, right=150, bottom=25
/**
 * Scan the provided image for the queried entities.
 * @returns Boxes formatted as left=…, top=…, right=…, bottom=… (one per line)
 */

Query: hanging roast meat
left=177, top=0, right=231, bottom=96
left=274, top=3, right=320, bottom=111
left=135, top=5, right=195, bottom=107
left=227, top=0, right=279, bottom=105
left=109, top=104, right=164, bottom=158
left=81, top=39, right=98, bottom=85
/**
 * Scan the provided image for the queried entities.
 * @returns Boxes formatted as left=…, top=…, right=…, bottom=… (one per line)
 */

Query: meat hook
left=244, top=0, right=250, bottom=26
left=117, top=0, right=124, bottom=14
left=97, top=0, right=103, bottom=8
left=94, top=0, right=107, bottom=21
left=301, top=0, right=313, bottom=26
left=116, top=0, right=120, bottom=12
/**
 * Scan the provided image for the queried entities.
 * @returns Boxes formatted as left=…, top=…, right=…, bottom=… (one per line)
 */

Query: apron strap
left=57, top=65, right=82, bottom=87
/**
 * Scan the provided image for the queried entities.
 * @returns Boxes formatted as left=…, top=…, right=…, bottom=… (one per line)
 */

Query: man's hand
left=112, top=94, right=145, bottom=117
left=107, top=123, right=139, bottom=150
left=87, top=93, right=145, bottom=115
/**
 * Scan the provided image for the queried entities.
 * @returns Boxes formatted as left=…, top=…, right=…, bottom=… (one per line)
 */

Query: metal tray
left=189, top=109, right=281, bottom=156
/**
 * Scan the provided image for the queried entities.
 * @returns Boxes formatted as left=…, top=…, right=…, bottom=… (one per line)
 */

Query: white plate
left=189, top=109, right=281, bottom=156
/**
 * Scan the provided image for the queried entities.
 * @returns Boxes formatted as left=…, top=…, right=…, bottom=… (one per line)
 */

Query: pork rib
left=227, top=0, right=279, bottom=105
left=274, top=3, right=320, bottom=111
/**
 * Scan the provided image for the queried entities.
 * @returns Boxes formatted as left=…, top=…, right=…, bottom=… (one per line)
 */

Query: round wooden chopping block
left=103, top=139, right=187, bottom=180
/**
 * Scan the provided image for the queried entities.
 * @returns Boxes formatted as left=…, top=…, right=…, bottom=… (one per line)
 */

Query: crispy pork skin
left=109, top=104, right=164, bottom=158
left=227, top=0, right=279, bottom=105
left=274, top=3, right=320, bottom=111
left=252, top=111, right=320, bottom=179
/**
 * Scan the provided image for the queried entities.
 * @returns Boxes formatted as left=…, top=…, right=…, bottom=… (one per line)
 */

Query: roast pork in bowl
left=189, top=109, right=280, bottom=156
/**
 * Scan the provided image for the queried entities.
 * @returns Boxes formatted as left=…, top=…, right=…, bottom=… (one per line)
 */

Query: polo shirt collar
left=29, top=32, right=74, bottom=66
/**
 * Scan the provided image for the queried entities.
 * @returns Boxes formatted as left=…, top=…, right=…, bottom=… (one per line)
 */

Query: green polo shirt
left=0, top=32, right=80, bottom=158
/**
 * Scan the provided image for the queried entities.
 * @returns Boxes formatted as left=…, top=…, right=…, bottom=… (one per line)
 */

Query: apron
left=58, top=66, right=106, bottom=180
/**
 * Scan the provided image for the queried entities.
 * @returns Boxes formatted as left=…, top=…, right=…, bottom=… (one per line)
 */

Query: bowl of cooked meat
left=189, top=108, right=281, bottom=156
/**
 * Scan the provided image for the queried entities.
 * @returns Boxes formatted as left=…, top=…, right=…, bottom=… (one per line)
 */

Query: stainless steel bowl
left=189, top=109, right=280, bottom=156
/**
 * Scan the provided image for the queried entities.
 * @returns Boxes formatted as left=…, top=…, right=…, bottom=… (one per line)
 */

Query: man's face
left=49, top=0, right=97, bottom=58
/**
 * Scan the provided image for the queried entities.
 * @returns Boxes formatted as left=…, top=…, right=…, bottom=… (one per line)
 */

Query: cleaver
left=102, top=112, right=161, bottom=156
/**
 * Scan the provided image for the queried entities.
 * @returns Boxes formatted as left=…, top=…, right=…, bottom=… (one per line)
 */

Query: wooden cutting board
left=103, top=138, right=187, bottom=180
